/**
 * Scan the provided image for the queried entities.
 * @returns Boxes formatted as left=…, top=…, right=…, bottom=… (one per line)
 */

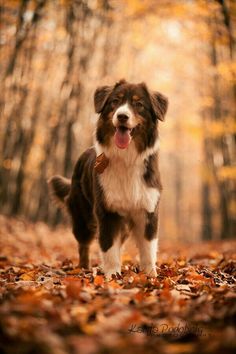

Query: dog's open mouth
left=114, top=126, right=133, bottom=149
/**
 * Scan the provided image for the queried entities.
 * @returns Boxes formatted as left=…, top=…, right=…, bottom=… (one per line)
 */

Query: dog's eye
left=135, top=101, right=144, bottom=109
left=111, top=98, right=120, bottom=106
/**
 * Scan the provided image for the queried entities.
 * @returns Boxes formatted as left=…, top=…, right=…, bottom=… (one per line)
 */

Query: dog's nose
left=117, top=114, right=129, bottom=123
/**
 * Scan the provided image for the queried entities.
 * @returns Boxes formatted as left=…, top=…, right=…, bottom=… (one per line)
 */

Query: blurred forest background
left=0, top=0, right=235, bottom=242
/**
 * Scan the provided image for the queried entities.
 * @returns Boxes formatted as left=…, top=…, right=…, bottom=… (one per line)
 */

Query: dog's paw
left=104, top=268, right=121, bottom=280
left=141, top=265, right=157, bottom=277
left=147, top=268, right=157, bottom=277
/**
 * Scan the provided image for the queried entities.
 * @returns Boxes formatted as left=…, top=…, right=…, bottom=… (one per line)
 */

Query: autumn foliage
left=0, top=0, right=235, bottom=241
left=0, top=216, right=235, bottom=354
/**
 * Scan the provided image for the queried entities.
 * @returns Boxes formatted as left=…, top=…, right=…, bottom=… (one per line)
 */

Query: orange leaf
left=63, top=277, right=82, bottom=299
left=160, top=288, right=172, bottom=300
left=19, top=270, right=37, bottom=281
left=134, top=290, right=146, bottom=302
left=108, top=280, right=122, bottom=289
left=67, top=268, right=82, bottom=275
left=187, top=272, right=206, bottom=281
left=133, top=273, right=148, bottom=285
left=94, top=275, right=104, bottom=286
left=163, top=278, right=171, bottom=289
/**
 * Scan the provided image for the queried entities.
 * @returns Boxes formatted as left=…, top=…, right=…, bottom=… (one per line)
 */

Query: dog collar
left=94, top=153, right=109, bottom=174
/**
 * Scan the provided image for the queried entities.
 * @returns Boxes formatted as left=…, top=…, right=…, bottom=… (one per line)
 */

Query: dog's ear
left=141, top=82, right=168, bottom=122
left=115, top=78, right=127, bottom=87
left=150, top=91, right=168, bottom=121
left=94, top=85, right=113, bottom=113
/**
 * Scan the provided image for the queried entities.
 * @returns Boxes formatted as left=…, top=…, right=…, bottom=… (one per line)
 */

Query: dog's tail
left=48, top=175, right=71, bottom=204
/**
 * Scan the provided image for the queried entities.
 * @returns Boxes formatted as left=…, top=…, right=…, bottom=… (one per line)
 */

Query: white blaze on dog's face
left=112, top=102, right=135, bottom=128
left=94, top=79, right=168, bottom=153
left=112, top=102, right=137, bottom=149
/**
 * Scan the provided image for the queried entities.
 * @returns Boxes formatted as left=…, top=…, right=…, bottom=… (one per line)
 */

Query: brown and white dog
left=49, top=79, right=168, bottom=278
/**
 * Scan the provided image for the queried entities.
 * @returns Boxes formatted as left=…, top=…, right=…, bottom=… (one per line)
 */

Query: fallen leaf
left=94, top=275, right=104, bottom=286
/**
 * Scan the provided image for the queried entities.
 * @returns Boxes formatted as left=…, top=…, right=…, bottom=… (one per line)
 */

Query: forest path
left=0, top=215, right=235, bottom=354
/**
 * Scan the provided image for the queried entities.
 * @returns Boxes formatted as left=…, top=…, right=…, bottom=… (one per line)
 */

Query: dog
left=49, top=79, right=168, bottom=278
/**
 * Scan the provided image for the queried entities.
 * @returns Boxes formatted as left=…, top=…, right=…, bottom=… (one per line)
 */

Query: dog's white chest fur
left=96, top=142, right=160, bottom=214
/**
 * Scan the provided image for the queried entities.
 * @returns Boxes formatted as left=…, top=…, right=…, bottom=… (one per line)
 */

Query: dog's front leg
left=134, top=211, right=158, bottom=277
left=97, top=212, right=123, bottom=278
left=101, top=236, right=121, bottom=278
left=137, top=237, right=158, bottom=277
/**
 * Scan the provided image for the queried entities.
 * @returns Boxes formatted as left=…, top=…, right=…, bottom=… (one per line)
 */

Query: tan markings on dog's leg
left=102, top=236, right=121, bottom=278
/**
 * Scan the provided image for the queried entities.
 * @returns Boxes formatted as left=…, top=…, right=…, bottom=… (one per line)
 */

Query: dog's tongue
left=114, top=127, right=131, bottom=149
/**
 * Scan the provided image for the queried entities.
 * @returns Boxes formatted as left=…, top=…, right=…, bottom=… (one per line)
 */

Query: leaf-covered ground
left=0, top=215, right=235, bottom=354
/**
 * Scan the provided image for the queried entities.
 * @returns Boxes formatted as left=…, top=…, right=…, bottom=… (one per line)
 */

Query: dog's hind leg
left=78, top=243, right=90, bottom=269
left=72, top=221, right=95, bottom=269
left=67, top=188, right=96, bottom=269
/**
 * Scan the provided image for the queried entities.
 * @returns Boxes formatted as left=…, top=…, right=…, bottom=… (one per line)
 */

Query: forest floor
left=0, top=215, right=235, bottom=354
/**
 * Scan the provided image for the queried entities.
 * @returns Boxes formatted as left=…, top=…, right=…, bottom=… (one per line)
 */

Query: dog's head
left=94, top=79, right=168, bottom=153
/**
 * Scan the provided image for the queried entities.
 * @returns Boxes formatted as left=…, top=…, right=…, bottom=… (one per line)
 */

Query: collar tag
left=94, top=153, right=109, bottom=174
